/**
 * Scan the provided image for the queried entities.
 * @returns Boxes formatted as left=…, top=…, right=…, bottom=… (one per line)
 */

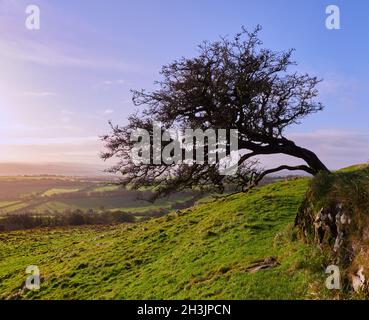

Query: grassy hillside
left=0, top=177, right=335, bottom=300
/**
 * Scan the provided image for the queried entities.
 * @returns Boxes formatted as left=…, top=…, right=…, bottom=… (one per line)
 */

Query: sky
left=0, top=0, right=368, bottom=171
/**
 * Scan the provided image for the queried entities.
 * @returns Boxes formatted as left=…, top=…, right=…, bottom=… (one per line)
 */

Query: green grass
left=0, top=177, right=335, bottom=300
left=33, top=201, right=81, bottom=212
left=91, top=185, right=120, bottom=192
left=33, top=197, right=177, bottom=213
left=338, top=163, right=369, bottom=173
left=42, top=188, right=81, bottom=197
left=310, top=165, right=369, bottom=212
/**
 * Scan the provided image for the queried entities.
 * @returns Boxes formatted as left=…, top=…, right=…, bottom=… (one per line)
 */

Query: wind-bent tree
left=101, top=26, right=329, bottom=199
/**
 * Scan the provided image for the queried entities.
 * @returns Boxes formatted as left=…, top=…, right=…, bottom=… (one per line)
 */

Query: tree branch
left=251, top=164, right=314, bottom=188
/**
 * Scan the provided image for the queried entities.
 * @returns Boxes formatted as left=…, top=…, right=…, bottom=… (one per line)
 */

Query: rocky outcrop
left=295, top=195, right=368, bottom=294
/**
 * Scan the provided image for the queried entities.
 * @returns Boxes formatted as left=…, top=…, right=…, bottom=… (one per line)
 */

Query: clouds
left=319, top=74, right=368, bottom=95
left=0, top=136, right=104, bottom=165
left=2, top=126, right=367, bottom=171
left=0, top=38, right=140, bottom=72
left=102, top=79, right=130, bottom=86
left=249, top=129, right=369, bottom=173
left=0, top=1, right=142, bottom=73
left=23, top=91, right=56, bottom=97
left=318, top=73, right=369, bottom=113
left=0, top=0, right=368, bottom=171
left=61, top=109, right=75, bottom=115
left=285, top=129, right=369, bottom=170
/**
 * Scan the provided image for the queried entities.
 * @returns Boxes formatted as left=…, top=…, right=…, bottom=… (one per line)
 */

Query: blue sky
left=0, top=0, right=368, bottom=169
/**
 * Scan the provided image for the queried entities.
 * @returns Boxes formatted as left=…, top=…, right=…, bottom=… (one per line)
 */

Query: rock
left=352, top=267, right=365, bottom=293
left=333, top=233, right=343, bottom=252
left=295, top=180, right=369, bottom=296
left=315, top=208, right=324, bottom=221
left=340, top=213, right=350, bottom=225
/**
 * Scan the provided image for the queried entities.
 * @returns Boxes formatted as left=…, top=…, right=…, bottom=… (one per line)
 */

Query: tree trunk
left=239, top=136, right=330, bottom=175
left=293, top=146, right=330, bottom=175
left=275, top=139, right=330, bottom=175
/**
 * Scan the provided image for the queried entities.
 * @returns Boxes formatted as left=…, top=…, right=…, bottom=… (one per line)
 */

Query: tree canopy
left=101, top=26, right=329, bottom=199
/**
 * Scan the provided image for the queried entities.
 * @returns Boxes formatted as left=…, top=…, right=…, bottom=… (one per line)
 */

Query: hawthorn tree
left=101, top=26, right=329, bottom=199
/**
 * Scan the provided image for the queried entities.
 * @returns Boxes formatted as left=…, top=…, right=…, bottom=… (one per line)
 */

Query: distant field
left=0, top=201, right=20, bottom=208
left=33, top=197, right=177, bottom=213
left=91, top=185, right=120, bottom=192
left=42, top=188, right=82, bottom=197
left=0, top=176, right=198, bottom=218
left=0, top=176, right=92, bottom=199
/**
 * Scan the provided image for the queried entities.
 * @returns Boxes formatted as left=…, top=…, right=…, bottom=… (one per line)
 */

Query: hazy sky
left=0, top=0, right=368, bottom=170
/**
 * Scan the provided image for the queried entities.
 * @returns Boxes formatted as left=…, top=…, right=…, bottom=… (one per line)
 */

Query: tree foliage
left=101, top=26, right=329, bottom=199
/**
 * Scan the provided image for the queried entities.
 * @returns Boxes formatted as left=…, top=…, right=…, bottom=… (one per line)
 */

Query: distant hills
left=0, top=162, right=109, bottom=177
left=0, top=161, right=310, bottom=178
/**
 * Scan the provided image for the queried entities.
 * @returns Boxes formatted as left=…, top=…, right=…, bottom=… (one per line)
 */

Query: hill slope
left=0, top=178, right=334, bottom=299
